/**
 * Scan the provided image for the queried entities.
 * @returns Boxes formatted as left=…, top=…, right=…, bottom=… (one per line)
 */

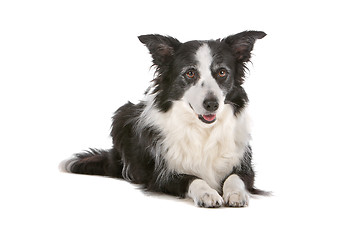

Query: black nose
left=203, top=98, right=219, bottom=112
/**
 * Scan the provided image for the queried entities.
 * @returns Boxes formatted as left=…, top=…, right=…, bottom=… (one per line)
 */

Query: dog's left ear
left=138, top=34, right=181, bottom=67
left=223, top=31, right=266, bottom=62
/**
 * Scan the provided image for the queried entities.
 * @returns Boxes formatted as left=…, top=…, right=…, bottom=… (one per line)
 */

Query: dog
left=61, top=31, right=267, bottom=207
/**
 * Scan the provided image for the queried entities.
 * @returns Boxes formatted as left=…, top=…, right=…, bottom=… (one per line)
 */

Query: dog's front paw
left=188, top=179, right=224, bottom=208
left=195, top=190, right=224, bottom=208
left=223, top=191, right=249, bottom=207
left=222, top=174, right=249, bottom=207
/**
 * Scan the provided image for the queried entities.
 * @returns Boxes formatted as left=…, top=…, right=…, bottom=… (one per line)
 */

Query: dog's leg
left=152, top=174, right=222, bottom=207
left=222, top=174, right=249, bottom=207
left=187, top=179, right=224, bottom=208
left=153, top=174, right=222, bottom=207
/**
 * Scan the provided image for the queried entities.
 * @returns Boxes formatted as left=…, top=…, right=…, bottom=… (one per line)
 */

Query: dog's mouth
left=188, top=103, right=217, bottom=124
left=198, top=114, right=216, bottom=124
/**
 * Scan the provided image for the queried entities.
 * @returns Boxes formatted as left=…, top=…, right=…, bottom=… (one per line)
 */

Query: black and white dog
left=62, top=31, right=267, bottom=207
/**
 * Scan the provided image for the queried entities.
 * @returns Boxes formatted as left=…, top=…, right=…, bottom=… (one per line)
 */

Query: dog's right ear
left=138, top=34, right=181, bottom=67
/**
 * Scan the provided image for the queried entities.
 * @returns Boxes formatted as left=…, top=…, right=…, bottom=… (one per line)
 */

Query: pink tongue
left=203, top=114, right=216, bottom=121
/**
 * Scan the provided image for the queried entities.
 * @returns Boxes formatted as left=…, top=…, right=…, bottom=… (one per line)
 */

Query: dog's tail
left=248, top=187, right=272, bottom=197
left=59, top=148, right=123, bottom=178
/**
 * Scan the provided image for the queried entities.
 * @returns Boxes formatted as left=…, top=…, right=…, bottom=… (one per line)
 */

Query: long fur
left=61, top=31, right=268, bottom=207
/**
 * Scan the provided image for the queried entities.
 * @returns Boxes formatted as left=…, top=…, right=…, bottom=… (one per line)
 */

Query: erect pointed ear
left=138, top=34, right=181, bottom=67
left=223, top=31, right=266, bottom=62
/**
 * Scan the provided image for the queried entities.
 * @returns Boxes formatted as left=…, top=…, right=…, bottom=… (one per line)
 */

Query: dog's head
left=139, top=31, right=265, bottom=125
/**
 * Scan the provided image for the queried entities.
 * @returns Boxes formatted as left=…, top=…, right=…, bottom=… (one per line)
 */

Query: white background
left=1, top=0, right=359, bottom=239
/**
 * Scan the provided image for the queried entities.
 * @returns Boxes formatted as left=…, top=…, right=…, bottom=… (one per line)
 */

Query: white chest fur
left=139, top=99, right=251, bottom=191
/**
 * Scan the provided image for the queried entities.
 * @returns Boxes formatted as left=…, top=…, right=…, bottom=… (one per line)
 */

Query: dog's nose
left=203, top=98, right=219, bottom=112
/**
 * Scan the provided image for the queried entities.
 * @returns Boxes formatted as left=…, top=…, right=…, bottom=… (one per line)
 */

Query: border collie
left=61, top=31, right=267, bottom=207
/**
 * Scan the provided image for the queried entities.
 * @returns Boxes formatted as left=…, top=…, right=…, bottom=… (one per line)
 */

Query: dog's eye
left=218, top=69, right=228, bottom=78
left=186, top=70, right=196, bottom=79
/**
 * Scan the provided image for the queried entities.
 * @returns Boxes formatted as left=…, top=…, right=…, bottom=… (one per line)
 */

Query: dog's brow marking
left=196, top=44, right=213, bottom=79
